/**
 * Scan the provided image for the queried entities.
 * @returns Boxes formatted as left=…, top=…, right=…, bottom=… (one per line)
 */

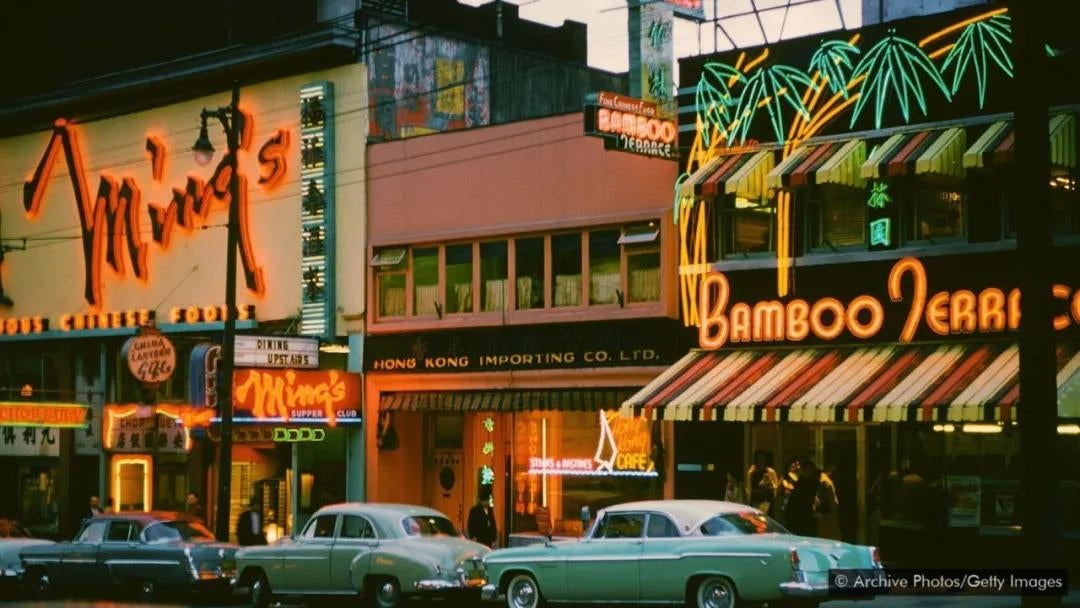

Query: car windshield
left=0, top=520, right=29, bottom=538
left=402, top=515, right=458, bottom=537
left=144, top=520, right=216, bottom=542
left=700, top=512, right=789, bottom=536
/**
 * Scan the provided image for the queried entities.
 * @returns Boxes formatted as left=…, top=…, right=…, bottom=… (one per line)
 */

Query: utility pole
left=1012, top=3, right=1063, bottom=606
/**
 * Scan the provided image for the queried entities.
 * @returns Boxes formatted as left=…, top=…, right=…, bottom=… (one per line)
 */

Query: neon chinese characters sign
left=22, top=117, right=289, bottom=309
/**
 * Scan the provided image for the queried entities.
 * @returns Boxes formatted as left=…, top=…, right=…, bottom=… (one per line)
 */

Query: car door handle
left=632, top=540, right=643, bottom=545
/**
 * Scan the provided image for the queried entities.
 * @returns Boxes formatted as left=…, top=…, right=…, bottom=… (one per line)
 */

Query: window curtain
left=484, top=279, right=507, bottom=312
left=554, top=275, right=581, bottom=307
left=629, top=268, right=660, bottom=301
left=590, top=273, right=620, bottom=305
left=381, top=287, right=406, bottom=317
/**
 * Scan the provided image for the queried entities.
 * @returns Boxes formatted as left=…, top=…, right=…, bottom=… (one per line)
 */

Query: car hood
left=399, top=536, right=489, bottom=566
left=483, top=539, right=579, bottom=563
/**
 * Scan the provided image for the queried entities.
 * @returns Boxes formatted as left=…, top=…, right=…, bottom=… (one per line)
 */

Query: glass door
left=822, top=427, right=860, bottom=543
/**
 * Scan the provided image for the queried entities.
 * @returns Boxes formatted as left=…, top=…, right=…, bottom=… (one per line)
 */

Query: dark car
left=20, top=511, right=237, bottom=600
left=0, top=519, right=54, bottom=591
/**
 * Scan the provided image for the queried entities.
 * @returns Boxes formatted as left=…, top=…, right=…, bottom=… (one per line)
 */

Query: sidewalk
left=822, top=590, right=1080, bottom=607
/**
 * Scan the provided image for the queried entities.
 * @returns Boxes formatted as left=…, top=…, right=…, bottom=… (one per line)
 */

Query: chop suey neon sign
left=698, top=256, right=1080, bottom=349
left=22, top=114, right=290, bottom=309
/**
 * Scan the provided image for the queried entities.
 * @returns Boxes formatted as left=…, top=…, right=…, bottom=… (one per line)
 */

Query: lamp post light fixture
left=193, top=81, right=243, bottom=542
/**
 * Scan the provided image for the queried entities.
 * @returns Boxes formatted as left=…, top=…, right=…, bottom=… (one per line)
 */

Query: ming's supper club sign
left=688, top=253, right=1080, bottom=349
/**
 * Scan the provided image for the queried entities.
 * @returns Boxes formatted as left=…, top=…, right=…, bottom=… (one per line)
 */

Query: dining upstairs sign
left=696, top=256, right=1080, bottom=349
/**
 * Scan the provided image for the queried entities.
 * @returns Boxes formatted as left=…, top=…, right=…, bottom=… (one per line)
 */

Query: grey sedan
left=20, top=511, right=237, bottom=600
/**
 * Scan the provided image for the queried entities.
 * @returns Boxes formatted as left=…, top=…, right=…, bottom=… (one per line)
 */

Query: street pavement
left=3, top=592, right=1080, bottom=607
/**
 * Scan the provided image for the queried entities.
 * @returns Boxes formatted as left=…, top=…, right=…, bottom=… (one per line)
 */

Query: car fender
left=363, top=545, right=437, bottom=592
left=347, top=546, right=375, bottom=591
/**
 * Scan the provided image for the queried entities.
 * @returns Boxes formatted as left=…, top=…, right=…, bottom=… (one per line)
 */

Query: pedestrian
left=186, top=492, right=205, bottom=522
left=785, top=459, right=822, bottom=537
left=745, top=450, right=779, bottom=514
left=723, top=472, right=746, bottom=504
left=817, top=462, right=842, bottom=540
left=84, top=495, right=103, bottom=523
left=773, top=457, right=801, bottom=521
left=236, top=499, right=267, bottom=546
left=466, top=487, right=498, bottom=548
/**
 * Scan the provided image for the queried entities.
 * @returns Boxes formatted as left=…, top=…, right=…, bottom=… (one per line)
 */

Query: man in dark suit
left=83, top=495, right=103, bottom=524
left=236, top=499, right=267, bottom=546
left=467, top=487, right=498, bottom=548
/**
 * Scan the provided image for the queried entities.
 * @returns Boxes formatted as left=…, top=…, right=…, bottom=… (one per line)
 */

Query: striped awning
left=620, top=342, right=1080, bottom=423
left=768, top=140, right=869, bottom=190
left=861, top=127, right=966, bottom=179
left=679, top=150, right=774, bottom=200
left=963, top=114, right=1077, bottom=169
left=381, top=389, right=637, bottom=412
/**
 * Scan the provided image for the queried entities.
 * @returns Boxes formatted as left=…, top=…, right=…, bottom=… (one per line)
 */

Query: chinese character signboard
left=866, top=182, right=897, bottom=251
left=0, top=402, right=88, bottom=457
left=103, top=405, right=210, bottom=454
left=0, top=426, right=60, bottom=457
left=299, top=82, right=336, bottom=339
left=629, top=0, right=675, bottom=107
left=584, top=91, right=679, bottom=160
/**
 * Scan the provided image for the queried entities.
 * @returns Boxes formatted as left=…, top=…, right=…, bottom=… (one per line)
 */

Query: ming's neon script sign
left=22, top=117, right=290, bottom=308
left=232, top=369, right=361, bottom=426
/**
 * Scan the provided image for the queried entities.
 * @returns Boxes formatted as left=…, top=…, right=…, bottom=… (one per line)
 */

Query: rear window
left=402, top=515, right=458, bottom=537
left=0, top=520, right=29, bottom=538
left=144, top=520, right=216, bottom=542
left=700, top=512, right=788, bottom=536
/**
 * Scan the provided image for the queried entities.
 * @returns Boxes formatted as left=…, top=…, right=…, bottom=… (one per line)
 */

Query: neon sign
left=0, top=317, right=48, bottom=335
left=694, top=256, right=1080, bottom=349
left=527, top=411, right=658, bottom=478
left=60, top=309, right=152, bottom=331
left=22, top=113, right=290, bottom=309
left=168, top=304, right=256, bottom=324
left=584, top=91, right=678, bottom=160
left=273, top=427, right=326, bottom=442
left=0, top=403, right=88, bottom=428
left=103, top=404, right=213, bottom=452
left=232, top=369, right=361, bottom=426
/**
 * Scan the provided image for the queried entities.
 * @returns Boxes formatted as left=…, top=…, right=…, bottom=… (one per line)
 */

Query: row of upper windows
left=370, top=224, right=662, bottom=321
left=713, top=171, right=1078, bottom=259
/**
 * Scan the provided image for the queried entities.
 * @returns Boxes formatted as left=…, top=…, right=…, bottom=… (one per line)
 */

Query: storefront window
left=719, top=195, right=776, bottom=256
left=806, top=185, right=866, bottom=249
left=551, top=234, right=582, bottom=307
left=413, top=247, right=439, bottom=316
left=514, top=237, right=544, bottom=310
left=373, top=248, right=407, bottom=318
left=480, top=241, right=508, bottom=312
left=588, top=230, right=620, bottom=305
left=627, top=248, right=660, bottom=303
left=445, top=244, right=473, bottom=314
left=907, top=180, right=966, bottom=242
left=510, top=410, right=661, bottom=538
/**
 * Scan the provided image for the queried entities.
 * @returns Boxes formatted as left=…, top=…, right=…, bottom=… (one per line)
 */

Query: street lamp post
left=193, top=81, right=242, bottom=542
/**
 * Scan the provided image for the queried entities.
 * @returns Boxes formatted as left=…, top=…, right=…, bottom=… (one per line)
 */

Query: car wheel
left=370, top=577, right=402, bottom=608
left=695, top=576, right=738, bottom=608
left=28, top=568, right=53, bottom=599
left=251, top=571, right=273, bottom=608
left=138, top=578, right=156, bottom=600
left=506, top=573, right=543, bottom=608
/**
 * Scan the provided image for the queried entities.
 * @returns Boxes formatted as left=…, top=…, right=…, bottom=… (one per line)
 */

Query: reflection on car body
left=19, top=511, right=237, bottom=600
left=481, top=499, right=883, bottom=608
left=234, top=502, right=489, bottom=608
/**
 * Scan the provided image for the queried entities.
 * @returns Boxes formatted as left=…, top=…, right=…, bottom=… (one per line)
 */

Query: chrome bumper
left=415, top=577, right=487, bottom=592
left=779, top=581, right=831, bottom=597
left=481, top=583, right=499, bottom=601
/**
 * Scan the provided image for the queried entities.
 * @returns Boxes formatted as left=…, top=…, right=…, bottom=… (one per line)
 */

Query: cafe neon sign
left=694, top=256, right=1080, bottom=349
left=527, top=410, right=658, bottom=478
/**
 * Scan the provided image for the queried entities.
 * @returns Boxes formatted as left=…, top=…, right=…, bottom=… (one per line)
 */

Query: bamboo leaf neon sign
left=849, top=30, right=952, bottom=128
left=940, top=15, right=1013, bottom=108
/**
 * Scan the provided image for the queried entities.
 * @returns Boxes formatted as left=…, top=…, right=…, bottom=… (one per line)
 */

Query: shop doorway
left=429, top=415, right=465, bottom=529
left=822, top=427, right=859, bottom=543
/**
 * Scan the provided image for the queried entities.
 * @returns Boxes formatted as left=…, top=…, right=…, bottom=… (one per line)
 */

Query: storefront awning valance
left=861, top=127, right=966, bottom=180
left=962, top=114, right=1077, bottom=170
left=678, top=150, right=774, bottom=200
left=380, top=389, right=638, bottom=413
left=767, top=141, right=867, bottom=190
left=620, top=342, right=1080, bottom=424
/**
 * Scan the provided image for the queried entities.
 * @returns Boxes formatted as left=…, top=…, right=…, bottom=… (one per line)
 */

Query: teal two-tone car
left=481, top=500, right=882, bottom=608
left=234, top=502, right=489, bottom=608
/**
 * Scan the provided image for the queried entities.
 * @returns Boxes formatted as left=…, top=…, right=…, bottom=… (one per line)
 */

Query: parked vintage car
left=235, top=502, right=489, bottom=608
left=19, top=511, right=237, bottom=600
left=0, top=519, right=54, bottom=591
left=481, top=500, right=882, bottom=608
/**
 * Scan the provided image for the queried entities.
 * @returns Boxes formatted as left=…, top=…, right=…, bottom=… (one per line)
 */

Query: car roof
left=603, top=500, right=759, bottom=529
left=316, top=502, right=448, bottom=519
left=89, top=511, right=199, bottom=525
